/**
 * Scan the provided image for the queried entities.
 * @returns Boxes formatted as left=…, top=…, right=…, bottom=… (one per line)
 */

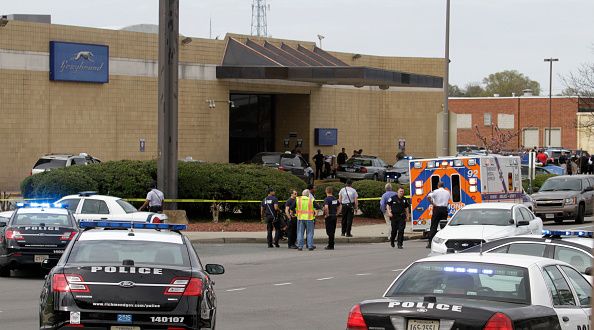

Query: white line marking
left=355, top=273, right=371, bottom=276
left=317, top=277, right=334, bottom=281
left=225, top=288, right=246, bottom=292
left=392, top=268, right=404, bottom=272
left=274, top=282, right=292, bottom=286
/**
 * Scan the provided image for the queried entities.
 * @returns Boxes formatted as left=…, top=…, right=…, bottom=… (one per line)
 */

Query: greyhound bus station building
left=0, top=18, right=445, bottom=191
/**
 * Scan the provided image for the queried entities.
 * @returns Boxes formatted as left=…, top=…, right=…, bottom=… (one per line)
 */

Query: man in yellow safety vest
left=296, top=189, right=316, bottom=251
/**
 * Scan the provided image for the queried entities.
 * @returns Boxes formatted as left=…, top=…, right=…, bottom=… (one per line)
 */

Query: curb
left=188, top=233, right=424, bottom=245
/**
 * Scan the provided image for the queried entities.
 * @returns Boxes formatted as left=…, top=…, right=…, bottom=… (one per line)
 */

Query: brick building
left=0, top=18, right=445, bottom=191
left=449, top=95, right=590, bottom=152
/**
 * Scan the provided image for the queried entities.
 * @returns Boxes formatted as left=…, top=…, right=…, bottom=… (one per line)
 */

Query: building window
left=456, top=114, right=472, bottom=129
left=497, top=114, right=514, bottom=129
left=544, top=128, right=561, bottom=148
left=484, top=113, right=492, bottom=126
left=522, top=128, right=539, bottom=148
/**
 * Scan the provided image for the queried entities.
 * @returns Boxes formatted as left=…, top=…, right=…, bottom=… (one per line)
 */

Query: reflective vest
left=296, top=196, right=315, bottom=220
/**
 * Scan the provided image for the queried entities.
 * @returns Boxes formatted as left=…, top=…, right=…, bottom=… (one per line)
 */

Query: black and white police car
left=462, top=230, right=593, bottom=282
left=0, top=202, right=78, bottom=277
left=39, top=221, right=224, bottom=330
left=347, top=253, right=591, bottom=330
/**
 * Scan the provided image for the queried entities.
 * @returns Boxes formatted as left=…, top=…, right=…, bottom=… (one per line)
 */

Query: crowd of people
left=528, top=147, right=594, bottom=175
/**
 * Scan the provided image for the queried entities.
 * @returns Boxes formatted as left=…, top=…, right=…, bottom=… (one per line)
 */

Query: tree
left=482, top=70, right=541, bottom=97
left=464, top=82, right=486, bottom=97
left=563, top=60, right=594, bottom=134
left=448, top=84, right=465, bottom=97
left=473, top=124, right=521, bottom=154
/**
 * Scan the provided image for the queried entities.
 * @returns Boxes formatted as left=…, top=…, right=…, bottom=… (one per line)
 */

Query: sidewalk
left=184, top=222, right=425, bottom=244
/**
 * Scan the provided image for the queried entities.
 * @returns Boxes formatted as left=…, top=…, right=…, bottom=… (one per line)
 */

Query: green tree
left=448, top=84, right=465, bottom=97
left=482, top=70, right=541, bottom=97
left=563, top=59, right=594, bottom=134
left=464, top=82, right=486, bottom=97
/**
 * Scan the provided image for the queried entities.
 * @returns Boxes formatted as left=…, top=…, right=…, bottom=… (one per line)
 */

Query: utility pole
left=442, top=0, right=451, bottom=156
left=158, top=0, right=179, bottom=209
left=544, top=58, right=558, bottom=148
left=251, top=0, right=269, bottom=37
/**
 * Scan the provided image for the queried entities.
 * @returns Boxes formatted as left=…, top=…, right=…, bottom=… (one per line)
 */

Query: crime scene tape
left=0, top=197, right=389, bottom=203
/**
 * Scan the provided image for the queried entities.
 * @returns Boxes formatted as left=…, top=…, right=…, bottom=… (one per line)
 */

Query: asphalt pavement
left=0, top=220, right=590, bottom=330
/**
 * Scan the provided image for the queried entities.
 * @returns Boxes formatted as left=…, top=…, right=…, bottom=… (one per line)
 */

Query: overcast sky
left=4, top=0, right=593, bottom=94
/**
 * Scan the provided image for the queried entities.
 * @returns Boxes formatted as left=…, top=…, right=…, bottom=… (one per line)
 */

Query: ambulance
left=409, top=155, right=523, bottom=232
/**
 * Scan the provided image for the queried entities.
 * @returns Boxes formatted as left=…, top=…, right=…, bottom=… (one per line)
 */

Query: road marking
left=355, top=273, right=371, bottom=276
left=274, top=282, right=292, bottom=286
left=392, top=268, right=404, bottom=272
left=317, top=277, right=334, bottom=281
left=225, top=288, right=246, bottom=292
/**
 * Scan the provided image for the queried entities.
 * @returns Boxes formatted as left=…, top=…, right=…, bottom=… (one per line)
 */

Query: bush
left=352, top=180, right=387, bottom=218
left=522, top=174, right=557, bottom=193
left=21, top=160, right=306, bottom=220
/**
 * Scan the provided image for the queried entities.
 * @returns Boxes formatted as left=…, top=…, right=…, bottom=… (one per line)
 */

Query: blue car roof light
left=542, top=230, right=593, bottom=238
left=79, top=221, right=186, bottom=231
left=16, top=202, right=66, bottom=209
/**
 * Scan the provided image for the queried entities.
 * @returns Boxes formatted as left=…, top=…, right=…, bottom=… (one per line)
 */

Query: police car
left=39, top=221, right=224, bottom=330
left=347, top=253, right=591, bottom=330
left=55, top=192, right=168, bottom=223
left=430, top=203, right=543, bottom=255
left=462, top=230, right=593, bottom=281
left=0, top=203, right=78, bottom=277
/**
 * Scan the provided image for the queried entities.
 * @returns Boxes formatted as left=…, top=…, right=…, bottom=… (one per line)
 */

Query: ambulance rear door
left=409, top=159, right=435, bottom=232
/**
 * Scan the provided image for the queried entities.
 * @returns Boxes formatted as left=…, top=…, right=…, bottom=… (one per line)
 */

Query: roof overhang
left=216, top=38, right=443, bottom=89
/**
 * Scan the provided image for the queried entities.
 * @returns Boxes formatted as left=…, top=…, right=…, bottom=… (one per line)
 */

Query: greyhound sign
left=49, top=41, right=109, bottom=83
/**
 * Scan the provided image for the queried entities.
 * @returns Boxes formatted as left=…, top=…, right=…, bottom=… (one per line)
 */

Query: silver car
left=531, top=175, right=594, bottom=224
left=336, top=156, right=389, bottom=181
left=385, top=159, right=410, bottom=184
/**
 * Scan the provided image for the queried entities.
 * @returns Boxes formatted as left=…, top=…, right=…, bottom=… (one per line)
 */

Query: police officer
left=139, top=181, right=164, bottom=212
left=339, top=179, right=358, bottom=237
left=427, top=181, right=450, bottom=248
left=260, top=187, right=280, bottom=248
left=285, top=190, right=298, bottom=249
left=323, top=186, right=341, bottom=250
left=386, top=187, right=410, bottom=249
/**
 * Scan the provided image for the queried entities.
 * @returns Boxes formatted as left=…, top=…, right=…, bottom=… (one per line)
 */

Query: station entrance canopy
left=216, top=38, right=443, bottom=89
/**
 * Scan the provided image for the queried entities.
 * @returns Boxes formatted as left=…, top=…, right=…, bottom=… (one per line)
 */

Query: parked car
left=430, top=203, right=543, bottom=255
left=249, top=152, right=310, bottom=182
left=521, top=164, right=565, bottom=179
left=385, top=158, right=411, bottom=184
left=55, top=192, right=168, bottom=223
left=31, top=153, right=101, bottom=175
left=531, top=175, right=594, bottom=224
left=544, top=148, right=571, bottom=164
left=336, top=155, right=389, bottom=181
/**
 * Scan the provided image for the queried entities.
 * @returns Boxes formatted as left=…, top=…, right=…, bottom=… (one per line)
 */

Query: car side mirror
left=41, top=258, right=59, bottom=270
left=0, top=222, right=6, bottom=228
left=585, top=267, right=592, bottom=276
left=205, top=264, right=225, bottom=275
left=508, top=219, right=515, bottom=225
left=584, top=186, right=593, bottom=192
left=516, top=220, right=529, bottom=227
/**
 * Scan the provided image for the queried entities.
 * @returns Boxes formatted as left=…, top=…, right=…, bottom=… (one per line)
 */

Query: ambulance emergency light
left=79, top=221, right=186, bottom=231
left=542, top=230, right=593, bottom=238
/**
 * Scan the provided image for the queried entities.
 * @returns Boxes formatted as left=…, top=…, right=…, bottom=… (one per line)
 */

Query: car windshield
left=116, top=199, right=138, bottom=214
left=346, top=158, right=372, bottom=167
left=449, top=209, right=512, bottom=226
left=393, top=159, right=409, bottom=169
left=68, top=240, right=190, bottom=266
left=259, top=155, right=281, bottom=165
left=539, top=178, right=582, bottom=191
left=33, top=158, right=67, bottom=169
left=385, top=261, right=530, bottom=305
left=12, top=213, right=71, bottom=226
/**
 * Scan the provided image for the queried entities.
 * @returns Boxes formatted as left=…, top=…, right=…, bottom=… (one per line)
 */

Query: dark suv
left=249, top=152, right=311, bottom=182
left=531, top=175, right=594, bottom=224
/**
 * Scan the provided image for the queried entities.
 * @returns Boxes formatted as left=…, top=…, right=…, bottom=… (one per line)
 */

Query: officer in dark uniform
left=284, top=190, right=298, bottom=249
left=260, top=187, right=280, bottom=248
left=386, top=187, right=410, bottom=249
left=323, top=186, right=342, bottom=250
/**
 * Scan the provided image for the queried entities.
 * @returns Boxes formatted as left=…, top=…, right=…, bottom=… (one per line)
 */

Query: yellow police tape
left=0, top=196, right=401, bottom=203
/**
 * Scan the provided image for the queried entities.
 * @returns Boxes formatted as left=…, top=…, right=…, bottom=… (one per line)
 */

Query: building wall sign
left=49, top=41, right=109, bottom=83
left=314, top=128, right=338, bottom=146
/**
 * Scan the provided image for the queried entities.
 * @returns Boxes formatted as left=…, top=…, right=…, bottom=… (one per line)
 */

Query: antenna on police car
left=479, top=227, right=485, bottom=256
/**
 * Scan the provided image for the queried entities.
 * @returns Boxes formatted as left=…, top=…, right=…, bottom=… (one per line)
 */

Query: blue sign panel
left=314, top=128, right=338, bottom=146
left=49, top=41, right=109, bottom=83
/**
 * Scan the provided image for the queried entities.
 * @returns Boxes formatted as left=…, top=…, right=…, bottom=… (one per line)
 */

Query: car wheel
left=575, top=204, right=585, bottom=224
left=0, top=265, right=10, bottom=277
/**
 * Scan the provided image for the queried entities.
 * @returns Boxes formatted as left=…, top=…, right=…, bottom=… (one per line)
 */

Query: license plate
left=407, top=319, right=439, bottom=330
left=546, top=214, right=555, bottom=219
left=387, top=178, right=395, bottom=183
left=346, top=168, right=355, bottom=172
left=117, top=314, right=133, bottom=323
left=34, top=255, right=49, bottom=263
left=110, top=327, right=140, bottom=330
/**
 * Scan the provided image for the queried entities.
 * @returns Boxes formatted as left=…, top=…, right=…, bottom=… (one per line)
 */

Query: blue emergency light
left=79, top=221, right=186, bottom=231
left=542, top=230, right=593, bottom=238
left=16, top=202, right=64, bottom=209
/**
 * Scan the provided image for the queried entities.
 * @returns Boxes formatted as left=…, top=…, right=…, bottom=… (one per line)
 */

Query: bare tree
left=473, top=124, right=521, bottom=154
left=563, top=59, right=594, bottom=135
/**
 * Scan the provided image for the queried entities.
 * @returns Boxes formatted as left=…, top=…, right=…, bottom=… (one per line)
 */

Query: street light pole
left=442, top=0, right=451, bottom=156
left=544, top=58, right=558, bottom=148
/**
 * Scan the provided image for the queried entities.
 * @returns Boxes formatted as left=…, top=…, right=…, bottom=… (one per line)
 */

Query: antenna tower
left=251, top=0, right=269, bottom=37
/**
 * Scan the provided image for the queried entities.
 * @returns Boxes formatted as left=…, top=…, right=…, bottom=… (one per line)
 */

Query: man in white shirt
left=139, top=182, right=165, bottom=213
left=339, top=180, right=358, bottom=237
left=426, top=181, right=450, bottom=248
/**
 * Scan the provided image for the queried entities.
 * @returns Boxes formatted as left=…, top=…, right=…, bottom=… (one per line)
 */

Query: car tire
left=575, top=204, right=585, bottom=224
left=0, top=266, right=10, bottom=277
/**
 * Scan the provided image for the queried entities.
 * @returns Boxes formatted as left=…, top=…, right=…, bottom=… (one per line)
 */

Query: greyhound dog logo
left=72, top=51, right=94, bottom=62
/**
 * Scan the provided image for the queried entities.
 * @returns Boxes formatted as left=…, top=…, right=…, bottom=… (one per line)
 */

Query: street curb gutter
left=188, top=234, right=425, bottom=245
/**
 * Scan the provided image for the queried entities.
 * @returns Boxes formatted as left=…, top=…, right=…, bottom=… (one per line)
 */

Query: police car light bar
left=79, top=221, right=187, bottom=231
left=542, top=230, right=593, bottom=238
left=16, top=202, right=65, bottom=208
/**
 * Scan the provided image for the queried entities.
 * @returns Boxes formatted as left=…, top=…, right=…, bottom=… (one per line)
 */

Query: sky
left=4, top=0, right=593, bottom=94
